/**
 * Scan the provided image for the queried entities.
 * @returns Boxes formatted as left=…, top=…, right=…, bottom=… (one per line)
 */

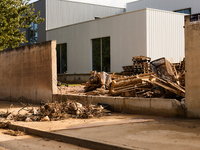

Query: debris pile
left=0, top=101, right=109, bottom=122
left=123, top=56, right=151, bottom=76
left=110, top=73, right=155, bottom=97
left=3, top=130, right=26, bottom=136
left=0, top=122, right=25, bottom=137
left=112, top=57, right=185, bottom=98
left=110, top=72, right=185, bottom=98
left=84, top=71, right=112, bottom=95
left=173, top=58, right=185, bottom=87
left=0, top=122, right=10, bottom=129
left=85, top=57, right=185, bottom=100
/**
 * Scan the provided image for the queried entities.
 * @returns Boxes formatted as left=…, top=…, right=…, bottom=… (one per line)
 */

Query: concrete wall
left=185, top=15, right=200, bottom=118
left=53, top=94, right=185, bottom=117
left=0, top=41, right=57, bottom=103
left=127, top=0, right=200, bottom=14
left=47, top=8, right=185, bottom=74
left=58, top=74, right=91, bottom=84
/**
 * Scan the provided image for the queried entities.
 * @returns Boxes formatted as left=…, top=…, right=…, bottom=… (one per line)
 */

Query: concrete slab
left=150, top=98, right=183, bottom=116
left=54, top=118, right=200, bottom=150
left=1, top=101, right=199, bottom=150
left=0, top=129, right=90, bottom=150
left=124, top=98, right=151, bottom=115
left=5, top=116, right=200, bottom=150
left=6, top=123, right=135, bottom=150
left=65, top=118, right=155, bottom=130
left=53, top=94, right=185, bottom=117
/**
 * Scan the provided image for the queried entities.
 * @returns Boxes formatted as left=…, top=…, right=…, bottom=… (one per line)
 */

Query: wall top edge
left=35, top=0, right=125, bottom=9
left=47, top=8, right=185, bottom=32
left=59, top=0, right=125, bottom=9
left=1, top=40, right=56, bottom=53
left=126, top=0, right=143, bottom=5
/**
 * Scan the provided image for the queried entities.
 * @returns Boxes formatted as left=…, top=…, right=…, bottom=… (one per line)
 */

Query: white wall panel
left=46, top=0, right=125, bottom=30
left=127, top=0, right=200, bottom=14
left=47, top=9, right=147, bottom=73
left=146, top=9, right=185, bottom=62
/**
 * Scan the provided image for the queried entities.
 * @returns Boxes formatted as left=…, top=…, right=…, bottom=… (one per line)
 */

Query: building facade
left=47, top=8, right=185, bottom=74
left=127, top=0, right=200, bottom=14
left=25, top=0, right=125, bottom=45
left=25, top=0, right=198, bottom=74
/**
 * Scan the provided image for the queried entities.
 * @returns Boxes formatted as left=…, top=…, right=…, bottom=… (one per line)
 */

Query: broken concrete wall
left=0, top=41, right=57, bottom=103
left=185, top=15, right=200, bottom=118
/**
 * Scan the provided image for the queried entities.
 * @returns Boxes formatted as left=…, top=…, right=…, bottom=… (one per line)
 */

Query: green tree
left=0, top=0, right=44, bottom=50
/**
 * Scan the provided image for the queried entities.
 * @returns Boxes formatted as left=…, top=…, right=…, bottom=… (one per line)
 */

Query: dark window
left=92, top=39, right=101, bottom=72
left=174, top=8, right=191, bottom=14
left=56, top=43, right=67, bottom=74
left=92, top=37, right=110, bottom=72
left=28, top=22, right=38, bottom=44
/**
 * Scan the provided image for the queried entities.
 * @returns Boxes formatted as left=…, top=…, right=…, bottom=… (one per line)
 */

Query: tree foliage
left=0, top=0, right=45, bottom=50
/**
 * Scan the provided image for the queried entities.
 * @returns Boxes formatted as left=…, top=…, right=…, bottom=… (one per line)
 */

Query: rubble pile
left=0, top=101, right=109, bottom=122
left=122, top=56, right=151, bottom=76
left=84, top=71, right=112, bottom=95
left=110, top=73, right=155, bottom=97
left=110, top=72, right=185, bottom=98
left=0, top=122, right=25, bottom=137
left=84, top=71, right=103, bottom=92
left=0, top=122, right=10, bottom=129
left=173, top=58, right=185, bottom=87
left=3, top=130, right=26, bottom=136
left=85, top=57, right=185, bottom=100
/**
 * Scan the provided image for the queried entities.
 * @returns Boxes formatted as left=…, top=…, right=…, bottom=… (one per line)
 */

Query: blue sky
left=29, top=0, right=137, bottom=7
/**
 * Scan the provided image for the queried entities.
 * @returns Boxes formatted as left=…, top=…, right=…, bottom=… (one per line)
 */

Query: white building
left=127, top=0, right=200, bottom=14
left=27, top=0, right=125, bottom=45
left=26, top=0, right=200, bottom=75
left=47, top=8, right=185, bottom=74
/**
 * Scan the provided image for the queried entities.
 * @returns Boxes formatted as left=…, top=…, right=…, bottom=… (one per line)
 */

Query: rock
left=88, top=114, right=93, bottom=118
left=25, top=117, right=32, bottom=122
left=6, top=114, right=13, bottom=120
left=33, top=108, right=38, bottom=115
left=76, top=102, right=82, bottom=109
left=41, top=116, right=50, bottom=121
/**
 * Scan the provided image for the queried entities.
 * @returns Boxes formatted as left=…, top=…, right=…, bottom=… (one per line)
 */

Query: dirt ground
left=1, top=101, right=200, bottom=150
left=0, top=129, right=90, bottom=150
left=0, top=101, right=157, bottom=131
left=57, top=85, right=85, bottom=95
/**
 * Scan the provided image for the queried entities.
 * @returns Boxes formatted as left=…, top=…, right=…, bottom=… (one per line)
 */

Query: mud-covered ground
left=1, top=101, right=200, bottom=150
left=0, top=129, right=90, bottom=150
left=57, top=85, right=85, bottom=95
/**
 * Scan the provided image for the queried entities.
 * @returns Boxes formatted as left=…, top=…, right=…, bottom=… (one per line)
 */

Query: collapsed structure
left=85, top=56, right=185, bottom=100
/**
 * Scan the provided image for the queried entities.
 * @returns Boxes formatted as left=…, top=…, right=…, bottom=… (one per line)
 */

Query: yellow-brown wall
left=185, top=15, right=200, bottom=118
left=0, top=41, right=57, bottom=103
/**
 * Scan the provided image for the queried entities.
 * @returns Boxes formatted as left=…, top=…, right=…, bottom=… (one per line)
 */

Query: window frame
left=92, top=37, right=110, bottom=72
left=174, top=8, right=191, bottom=14
left=56, top=43, right=67, bottom=74
left=28, top=22, right=38, bottom=44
